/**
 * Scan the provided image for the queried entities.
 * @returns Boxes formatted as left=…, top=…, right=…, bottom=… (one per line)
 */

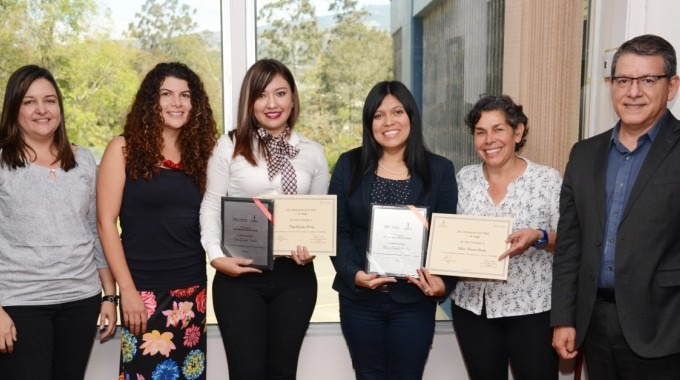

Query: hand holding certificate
left=263, top=194, right=337, bottom=256
left=425, top=214, right=512, bottom=280
left=366, top=205, right=429, bottom=278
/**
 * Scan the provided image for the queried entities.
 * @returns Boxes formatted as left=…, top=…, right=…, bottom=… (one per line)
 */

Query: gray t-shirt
left=0, top=146, right=105, bottom=306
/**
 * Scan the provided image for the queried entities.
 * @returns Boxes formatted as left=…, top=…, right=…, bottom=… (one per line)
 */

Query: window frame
left=222, top=0, right=257, bottom=133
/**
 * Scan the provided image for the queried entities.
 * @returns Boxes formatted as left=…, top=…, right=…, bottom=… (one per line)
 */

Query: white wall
left=584, top=0, right=680, bottom=138
left=85, top=323, right=582, bottom=379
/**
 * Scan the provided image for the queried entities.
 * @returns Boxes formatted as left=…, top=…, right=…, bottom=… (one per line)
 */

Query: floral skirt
left=119, top=283, right=207, bottom=380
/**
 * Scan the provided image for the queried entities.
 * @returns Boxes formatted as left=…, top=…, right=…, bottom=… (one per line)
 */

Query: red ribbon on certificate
left=407, top=205, right=428, bottom=230
left=253, top=197, right=274, bottom=223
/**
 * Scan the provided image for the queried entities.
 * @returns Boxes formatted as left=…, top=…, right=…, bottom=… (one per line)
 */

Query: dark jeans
left=452, top=304, right=558, bottom=380
left=339, top=292, right=436, bottom=380
left=583, top=295, right=680, bottom=380
left=212, top=257, right=317, bottom=380
left=0, top=294, right=100, bottom=380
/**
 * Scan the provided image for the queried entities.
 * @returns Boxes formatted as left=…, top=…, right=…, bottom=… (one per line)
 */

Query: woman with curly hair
left=200, top=58, right=328, bottom=379
left=452, top=95, right=560, bottom=379
left=97, top=62, right=217, bottom=380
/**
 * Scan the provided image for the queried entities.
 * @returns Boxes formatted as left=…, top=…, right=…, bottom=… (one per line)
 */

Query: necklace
left=378, top=161, right=408, bottom=175
left=162, top=159, right=183, bottom=170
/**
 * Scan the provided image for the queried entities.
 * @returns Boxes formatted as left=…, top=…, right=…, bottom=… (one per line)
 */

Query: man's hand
left=552, top=326, right=579, bottom=359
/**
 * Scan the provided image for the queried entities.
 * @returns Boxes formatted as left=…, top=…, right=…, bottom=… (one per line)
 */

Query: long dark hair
left=230, top=58, right=301, bottom=165
left=349, top=80, right=431, bottom=196
left=0, top=65, right=75, bottom=170
left=123, top=62, right=218, bottom=192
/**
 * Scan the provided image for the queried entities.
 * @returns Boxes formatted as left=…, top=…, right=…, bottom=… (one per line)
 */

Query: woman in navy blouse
left=329, top=80, right=457, bottom=379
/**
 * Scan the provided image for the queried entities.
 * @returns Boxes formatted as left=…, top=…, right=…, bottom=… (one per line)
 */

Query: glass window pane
left=420, top=0, right=504, bottom=171
left=256, top=0, right=392, bottom=322
left=255, top=0, right=505, bottom=323
left=0, top=0, right=223, bottom=323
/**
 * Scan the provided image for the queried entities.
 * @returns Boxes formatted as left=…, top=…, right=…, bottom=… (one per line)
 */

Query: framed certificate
left=425, top=214, right=512, bottom=280
left=263, top=194, right=337, bottom=256
left=220, top=197, right=274, bottom=270
left=366, top=204, right=429, bottom=278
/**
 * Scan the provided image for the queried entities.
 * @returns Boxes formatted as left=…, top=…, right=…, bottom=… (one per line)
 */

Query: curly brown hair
left=464, top=95, right=529, bottom=152
left=123, top=62, right=218, bottom=192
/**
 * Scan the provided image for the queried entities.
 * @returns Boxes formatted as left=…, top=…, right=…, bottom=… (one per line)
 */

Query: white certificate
left=261, top=194, right=337, bottom=256
left=366, top=205, right=429, bottom=278
left=425, top=214, right=511, bottom=280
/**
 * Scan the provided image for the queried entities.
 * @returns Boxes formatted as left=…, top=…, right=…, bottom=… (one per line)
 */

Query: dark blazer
left=329, top=148, right=458, bottom=303
left=551, top=111, right=680, bottom=358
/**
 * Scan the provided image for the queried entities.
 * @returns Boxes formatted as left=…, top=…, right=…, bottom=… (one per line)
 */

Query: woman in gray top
left=0, top=65, right=117, bottom=379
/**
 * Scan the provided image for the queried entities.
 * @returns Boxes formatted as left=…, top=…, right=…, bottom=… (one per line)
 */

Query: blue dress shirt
left=599, top=112, right=668, bottom=288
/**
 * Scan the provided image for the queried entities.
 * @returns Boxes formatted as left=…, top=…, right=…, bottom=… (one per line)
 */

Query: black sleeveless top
left=120, top=168, right=206, bottom=290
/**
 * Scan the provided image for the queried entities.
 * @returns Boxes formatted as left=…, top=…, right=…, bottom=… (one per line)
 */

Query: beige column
left=503, top=0, right=585, bottom=173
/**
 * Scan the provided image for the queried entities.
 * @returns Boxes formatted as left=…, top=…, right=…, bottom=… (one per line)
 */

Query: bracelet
left=533, top=229, right=549, bottom=249
left=102, top=295, right=120, bottom=306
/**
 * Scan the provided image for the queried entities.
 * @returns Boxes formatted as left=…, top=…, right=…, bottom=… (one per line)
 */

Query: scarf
left=256, top=126, right=299, bottom=194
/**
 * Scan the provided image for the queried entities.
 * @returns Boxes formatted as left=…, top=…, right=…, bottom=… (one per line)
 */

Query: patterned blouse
left=452, top=157, right=562, bottom=318
left=370, top=176, right=411, bottom=204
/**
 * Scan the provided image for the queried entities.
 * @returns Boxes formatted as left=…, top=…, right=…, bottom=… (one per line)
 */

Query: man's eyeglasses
left=610, top=75, right=669, bottom=89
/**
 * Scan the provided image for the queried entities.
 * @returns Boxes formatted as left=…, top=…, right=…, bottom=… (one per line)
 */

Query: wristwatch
left=533, top=229, right=548, bottom=249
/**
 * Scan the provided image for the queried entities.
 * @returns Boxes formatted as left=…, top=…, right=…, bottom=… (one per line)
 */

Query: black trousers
left=212, top=257, right=317, bottom=380
left=583, top=295, right=680, bottom=380
left=0, top=294, right=100, bottom=380
left=452, top=303, right=558, bottom=380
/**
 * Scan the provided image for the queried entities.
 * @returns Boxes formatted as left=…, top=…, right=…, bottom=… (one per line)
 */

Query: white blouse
left=200, top=131, right=329, bottom=262
left=452, top=158, right=562, bottom=318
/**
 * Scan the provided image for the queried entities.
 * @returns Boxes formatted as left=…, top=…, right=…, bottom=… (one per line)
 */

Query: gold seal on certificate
left=262, top=194, right=337, bottom=256
left=221, top=197, right=274, bottom=270
left=425, top=214, right=511, bottom=280
left=366, top=204, right=430, bottom=278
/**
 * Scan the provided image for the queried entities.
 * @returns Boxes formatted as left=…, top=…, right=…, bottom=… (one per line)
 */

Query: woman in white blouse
left=200, top=59, right=329, bottom=379
left=451, top=95, right=561, bottom=379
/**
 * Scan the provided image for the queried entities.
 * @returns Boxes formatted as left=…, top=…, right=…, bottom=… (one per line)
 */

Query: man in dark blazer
left=551, top=34, right=680, bottom=379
